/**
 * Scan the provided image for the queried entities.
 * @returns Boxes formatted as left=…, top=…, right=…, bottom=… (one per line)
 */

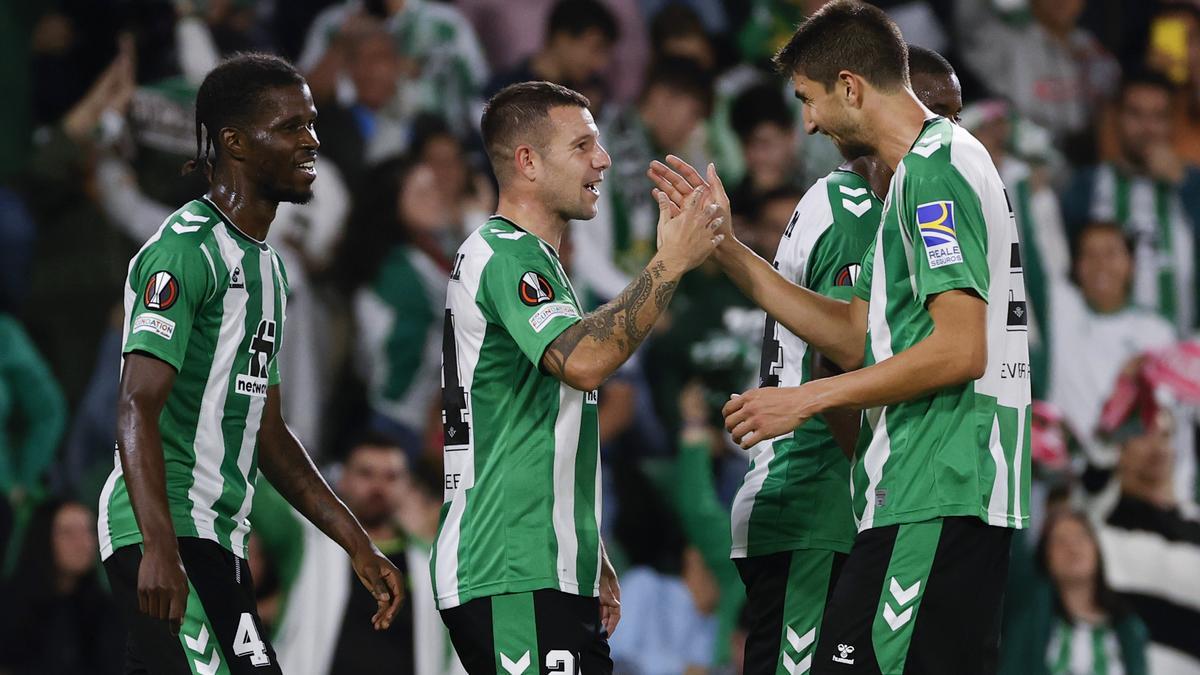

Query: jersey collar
left=488, top=214, right=563, bottom=259
left=201, top=196, right=269, bottom=251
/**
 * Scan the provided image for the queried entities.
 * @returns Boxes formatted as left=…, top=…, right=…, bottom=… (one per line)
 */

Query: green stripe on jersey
left=98, top=198, right=289, bottom=560
left=731, top=169, right=879, bottom=559
left=433, top=217, right=601, bottom=610
left=851, top=119, right=1031, bottom=532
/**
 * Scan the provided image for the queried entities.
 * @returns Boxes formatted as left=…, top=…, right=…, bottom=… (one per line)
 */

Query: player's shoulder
left=475, top=217, right=556, bottom=263
left=825, top=168, right=881, bottom=222
left=902, top=119, right=997, bottom=188
left=138, top=199, right=222, bottom=259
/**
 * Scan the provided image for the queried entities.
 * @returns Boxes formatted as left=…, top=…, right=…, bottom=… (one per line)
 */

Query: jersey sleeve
left=123, top=242, right=216, bottom=371
left=479, top=250, right=582, bottom=367
left=852, top=237, right=877, bottom=302
left=904, top=170, right=990, bottom=306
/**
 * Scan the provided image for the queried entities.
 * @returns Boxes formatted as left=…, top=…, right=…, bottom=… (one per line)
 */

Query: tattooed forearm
left=541, top=258, right=683, bottom=385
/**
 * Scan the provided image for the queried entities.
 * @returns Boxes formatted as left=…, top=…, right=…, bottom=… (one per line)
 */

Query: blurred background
left=1, top=0, right=1200, bottom=673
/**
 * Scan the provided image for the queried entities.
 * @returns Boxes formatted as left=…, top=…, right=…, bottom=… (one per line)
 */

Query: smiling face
left=793, top=72, right=875, bottom=160
left=238, top=83, right=321, bottom=204
left=535, top=105, right=612, bottom=221
left=1074, top=224, right=1132, bottom=312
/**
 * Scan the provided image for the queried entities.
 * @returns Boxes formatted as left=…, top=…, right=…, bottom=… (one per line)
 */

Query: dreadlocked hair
left=181, top=53, right=307, bottom=177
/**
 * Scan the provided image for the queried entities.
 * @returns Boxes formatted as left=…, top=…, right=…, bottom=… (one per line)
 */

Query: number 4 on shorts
left=234, top=612, right=270, bottom=666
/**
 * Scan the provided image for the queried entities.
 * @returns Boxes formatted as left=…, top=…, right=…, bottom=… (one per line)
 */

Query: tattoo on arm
left=543, top=260, right=681, bottom=380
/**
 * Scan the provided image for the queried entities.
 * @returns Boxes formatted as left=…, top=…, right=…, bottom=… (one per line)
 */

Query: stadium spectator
left=726, top=83, right=804, bottom=218
left=298, top=0, right=489, bottom=136
left=343, top=158, right=451, bottom=459
left=1098, top=419, right=1200, bottom=674
left=1062, top=71, right=1200, bottom=332
left=0, top=500, right=122, bottom=675
left=306, top=18, right=408, bottom=184
left=409, top=113, right=497, bottom=254
left=484, top=0, right=620, bottom=109
left=0, top=312, right=67, bottom=539
left=1000, top=510, right=1149, bottom=675
left=1047, top=222, right=1180, bottom=488
left=572, top=57, right=714, bottom=302
left=956, top=0, right=1119, bottom=152
left=963, top=99, right=1070, bottom=398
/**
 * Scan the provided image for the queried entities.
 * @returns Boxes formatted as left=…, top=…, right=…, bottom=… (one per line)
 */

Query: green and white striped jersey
left=730, top=169, right=880, bottom=559
left=851, top=118, right=1031, bottom=531
left=99, top=198, right=289, bottom=560
left=433, top=216, right=600, bottom=610
left=1046, top=619, right=1128, bottom=675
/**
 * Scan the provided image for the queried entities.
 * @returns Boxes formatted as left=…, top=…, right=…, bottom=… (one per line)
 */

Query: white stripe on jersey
left=985, top=415, right=1009, bottom=527
left=859, top=223, right=897, bottom=531
left=228, top=247, right=277, bottom=556
left=434, top=232, right=493, bottom=608
left=189, top=224, right=247, bottom=540
left=97, top=456, right=122, bottom=559
left=592, top=439, right=603, bottom=595
left=730, top=443, right=776, bottom=557
left=553, top=386, right=584, bottom=593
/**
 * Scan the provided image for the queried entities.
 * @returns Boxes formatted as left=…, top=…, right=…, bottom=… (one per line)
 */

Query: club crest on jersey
left=143, top=271, right=180, bottom=310
left=235, top=319, right=276, bottom=398
left=518, top=271, right=555, bottom=306
left=835, top=263, right=861, bottom=287
left=916, top=201, right=963, bottom=269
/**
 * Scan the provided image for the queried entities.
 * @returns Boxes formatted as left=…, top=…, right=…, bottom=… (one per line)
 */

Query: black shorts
left=735, top=548, right=847, bottom=675
left=104, top=537, right=281, bottom=675
left=812, top=517, right=1013, bottom=675
left=440, top=589, right=612, bottom=674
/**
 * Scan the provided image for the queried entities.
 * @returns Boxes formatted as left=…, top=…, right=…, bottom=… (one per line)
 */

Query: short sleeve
left=852, top=237, right=876, bottom=302
left=905, top=172, right=990, bottom=306
left=479, top=251, right=581, bottom=367
left=123, top=243, right=215, bottom=371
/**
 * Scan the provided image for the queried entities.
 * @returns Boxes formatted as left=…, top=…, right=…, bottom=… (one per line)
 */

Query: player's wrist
left=650, top=252, right=688, bottom=281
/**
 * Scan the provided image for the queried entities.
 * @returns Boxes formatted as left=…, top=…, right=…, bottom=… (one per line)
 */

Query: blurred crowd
left=2, top=0, right=1200, bottom=673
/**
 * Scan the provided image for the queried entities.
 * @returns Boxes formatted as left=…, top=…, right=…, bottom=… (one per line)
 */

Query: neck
left=1057, top=579, right=1105, bottom=623
left=496, top=191, right=568, bottom=250
left=847, top=155, right=894, bottom=198
left=207, top=172, right=278, bottom=242
left=1124, top=479, right=1176, bottom=510
left=1084, top=294, right=1127, bottom=314
left=868, top=89, right=934, bottom=171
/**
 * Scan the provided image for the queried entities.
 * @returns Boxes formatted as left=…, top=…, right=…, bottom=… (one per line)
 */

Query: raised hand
left=647, top=156, right=734, bottom=241
left=654, top=184, right=725, bottom=274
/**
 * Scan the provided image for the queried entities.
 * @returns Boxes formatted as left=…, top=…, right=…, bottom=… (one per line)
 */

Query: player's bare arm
left=541, top=185, right=724, bottom=390
left=648, top=155, right=868, bottom=370
left=115, top=352, right=189, bottom=634
left=724, top=289, right=987, bottom=448
left=257, top=385, right=402, bottom=630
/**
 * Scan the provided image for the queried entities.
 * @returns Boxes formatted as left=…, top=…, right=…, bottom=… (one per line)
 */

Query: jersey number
left=233, top=612, right=270, bottom=666
left=759, top=315, right=783, bottom=388
left=546, top=650, right=577, bottom=674
left=441, top=309, right=472, bottom=450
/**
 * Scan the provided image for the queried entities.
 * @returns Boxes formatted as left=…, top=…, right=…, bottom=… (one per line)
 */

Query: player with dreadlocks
left=98, top=53, right=402, bottom=674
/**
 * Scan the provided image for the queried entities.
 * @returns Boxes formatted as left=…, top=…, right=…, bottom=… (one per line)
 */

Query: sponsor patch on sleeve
left=916, top=201, right=963, bottom=269
left=132, top=313, right=176, bottom=340
left=529, top=302, right=579, bottom=333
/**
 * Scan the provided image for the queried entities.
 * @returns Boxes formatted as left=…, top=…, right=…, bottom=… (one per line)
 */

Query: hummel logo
left=184, top=625, right=222, bottom=675
left=783, top=625, right=816, bottom=674
left=230, top=266, right=244, bottom=289
left=832, top=643, right=856, bottom=665
left=838, top=185, right=868, bottom=198
left=911, top=137, right=942, bottom=158
left=172, top=211, right=208, bottom=234
left=842, top=198, right=873, bottom=217
left=496, top=231, right=526, bottom=240
left=500, top=651, right=530, bottom=674
left=883, top=577, right=921, bottom=631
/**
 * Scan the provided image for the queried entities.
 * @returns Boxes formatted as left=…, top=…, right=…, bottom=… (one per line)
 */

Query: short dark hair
left=907, top=44, right=955, bottom=81
left=642, top=56, right=714, bottom=114
left=481, top=81, right=591, bottom=182
left=773, top=0, right=909, bottom=92
left=1117, top=67, right=1175, bottom=103
left=547, top=0, right=619, bottom=44
left=650, top=2, right=708, bottom=48
left=730, top=83, right=793, bottom=141
left=184, top=53, right=307, bottom=176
